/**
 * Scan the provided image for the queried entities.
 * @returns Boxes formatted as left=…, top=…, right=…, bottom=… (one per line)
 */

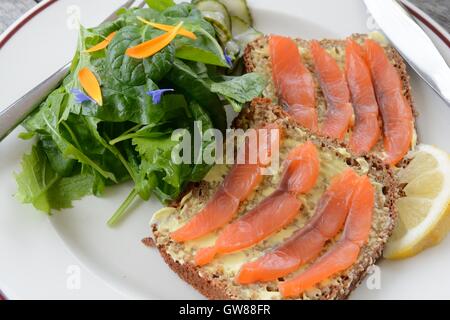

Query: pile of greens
left=15, top=0, right=265, bottom=225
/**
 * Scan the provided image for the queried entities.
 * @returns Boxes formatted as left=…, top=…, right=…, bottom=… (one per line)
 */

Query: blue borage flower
left=71, top=88, right=96, bottom=104
left=224, top=52, right=233, bottom=66
left=146, top=88, right=175, bottom=104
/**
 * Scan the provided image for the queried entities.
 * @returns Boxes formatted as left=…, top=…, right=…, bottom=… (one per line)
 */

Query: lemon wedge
left=384, top=144, right=450, bottom=259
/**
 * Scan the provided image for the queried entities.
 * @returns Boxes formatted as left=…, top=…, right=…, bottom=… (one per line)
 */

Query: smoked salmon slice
left=269, top=35, right=318, bottom=132
left=195, top=142, right=320, bottom=266
left=364, top=39, right=413, bottom=166
left=170, top=191, right=240, bottom=243
left=195, top=191, right=302, bottom=266
left=278, top=141, right=320, bottom=194
left=170, top=124, right=282, bottom=243
left=310, top=40, right=354, bottom=140
left=279, top=175, right=374, bottom=298
left=221, top=164, right=263, bottom=201
left=236, top=169, right=360, bottom=284
left=345, top=39, right=381, bottom=155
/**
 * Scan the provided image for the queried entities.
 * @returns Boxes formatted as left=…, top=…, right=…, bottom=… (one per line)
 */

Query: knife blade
left=364, top=0, right=450, bottom=107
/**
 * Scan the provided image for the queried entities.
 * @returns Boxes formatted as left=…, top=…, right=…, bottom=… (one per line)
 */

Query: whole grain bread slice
left=151, top=98, right=400, bottom=300
left=243, top=34, right=418, bottom=155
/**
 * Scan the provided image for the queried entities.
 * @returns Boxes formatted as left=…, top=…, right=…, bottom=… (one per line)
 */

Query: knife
left=364, top=0, right=450, bottom=107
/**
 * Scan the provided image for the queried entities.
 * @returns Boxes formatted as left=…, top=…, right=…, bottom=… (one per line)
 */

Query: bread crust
left=152, top=98, right=400, bottom=300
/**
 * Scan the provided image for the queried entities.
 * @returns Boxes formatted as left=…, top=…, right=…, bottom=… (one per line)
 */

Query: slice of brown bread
left=243, top=33, right=418, bottom=155
left=151, top=98, right=400, bottom=300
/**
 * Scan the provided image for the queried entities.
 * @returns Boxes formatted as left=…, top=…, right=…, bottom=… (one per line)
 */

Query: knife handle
left=0, top=62, right=71, bottom=142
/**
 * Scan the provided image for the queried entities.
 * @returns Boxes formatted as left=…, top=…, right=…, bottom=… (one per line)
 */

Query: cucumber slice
left=223, top=16, right=261, bottom=68
left=218, top=0, right=253, bottom=25
left=195, top=0, right=232, bottom=45
left=230, top=16, right=262, bottom=50
left=230, top=15, right=249, bottom=37
left=209, top=17, right=232, bottom=45
left=196, top=0, right=231, bottom=30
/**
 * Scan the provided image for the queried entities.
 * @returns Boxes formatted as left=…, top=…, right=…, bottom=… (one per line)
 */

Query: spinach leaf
left=73, top=25, right=187, bottom=125
left=106, top=25, right=174, bottom=85
left=120, top=6, right=228, bottom=67
left=76, top=116, right=132, bottom=183
left=130, top=99, right=215, bottom=203
left=120, top=8, right=161, bottom=26
left=210, top=73, right=266, bottom=111
left=89, top=17, right=127, bottom=38
left=172, top=15, right=229, bottom=67
left=165, top=59, right=227, bottom=132
left=210, top=73, right=266, bottom=103
left=145, top=0, right=175, bottom=12
left=163, top=7, right=216, bottom=36
left=223, top=96, right=243, bottom=113
left=174, top=28, right=230, bottom=67
left=161, top=2, right=193, bottom=17
left=80, top=80, right=189, bottom=125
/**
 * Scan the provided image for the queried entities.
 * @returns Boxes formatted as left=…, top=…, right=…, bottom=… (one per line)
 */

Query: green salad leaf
left=131, top=100, right=215, bottom=203
left=145, top=0, right=176, bottom=12
left=210, top=73, right=267, bottom=111
left=210, top=73, right=266, bottom=103
left=15, top=144, right=96, bottom=214
left=15, top=144, right=60, bottom=213
left=23, top=89, right=118, bottom=182
left=14, top=1, right=264, bottom=225
left=188, top=101, right=216, bottom=181
left=46, top=174, right=98, bottom=211
left=106, top=26, right=174, bottom=85
left=166, top=59, right=227, bottom=132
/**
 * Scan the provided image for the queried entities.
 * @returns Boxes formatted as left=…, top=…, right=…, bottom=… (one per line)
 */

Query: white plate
left=0, top=0, right=449, bottom=300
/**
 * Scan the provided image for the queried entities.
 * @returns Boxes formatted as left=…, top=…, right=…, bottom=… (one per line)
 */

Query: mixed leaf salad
left=15, top=0, right=264, bottom=225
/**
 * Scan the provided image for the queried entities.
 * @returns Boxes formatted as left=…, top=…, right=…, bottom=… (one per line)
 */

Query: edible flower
left=224, top=51, right=233, bottom=66
left=147, top=88, right=174, bottom=104
left=126, top=22, right=184, bottom=59
left=70, top=88, right=96, bottom=104
left=84, top=31, right=117, bottom=53
left=78, top=67, right=103, bottom=106
left=137, top=17, right=197, bottom=40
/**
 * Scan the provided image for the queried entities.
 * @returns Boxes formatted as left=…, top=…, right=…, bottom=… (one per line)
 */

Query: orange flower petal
left=78, top=67, right=103, bottom=106
left=126, top=22, right=184, bottom=59
left=84, top=31, right=117, bottom=53
left=137, top=17, right=196, bottom=40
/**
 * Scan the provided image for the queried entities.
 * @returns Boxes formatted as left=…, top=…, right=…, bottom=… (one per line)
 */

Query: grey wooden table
left=0, top=0, right=450, bottom=34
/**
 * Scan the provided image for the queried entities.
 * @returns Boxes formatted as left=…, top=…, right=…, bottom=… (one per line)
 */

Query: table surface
left=0, top=0, right=449, bottom=302
left=0, top=0, right=450, bottom=34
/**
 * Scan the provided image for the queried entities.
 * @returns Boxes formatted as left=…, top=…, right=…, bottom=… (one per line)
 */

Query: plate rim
left=1, top=0, right=449, bottom=52
left=0, top=0, right=449, bottom=300
left=0, top=0, right=58, bottom=50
